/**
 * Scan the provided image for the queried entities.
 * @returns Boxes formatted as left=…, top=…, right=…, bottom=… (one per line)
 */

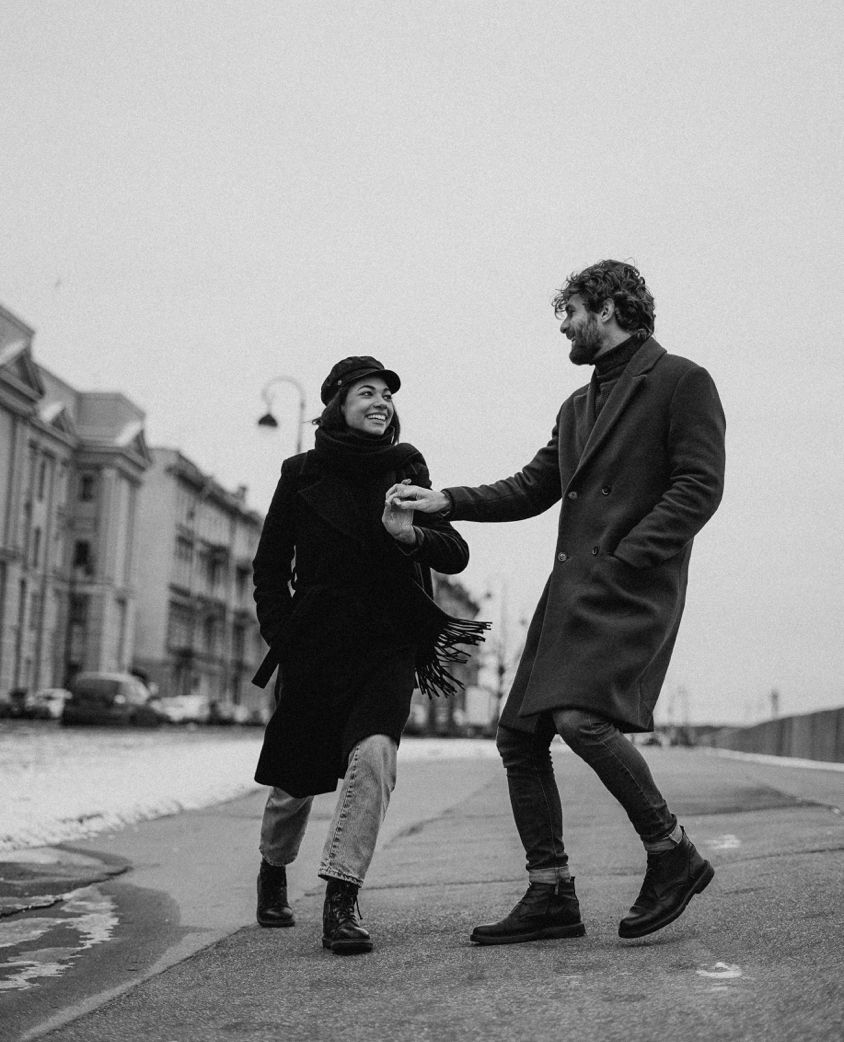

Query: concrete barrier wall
left=703, top=707, right=844, bottom=764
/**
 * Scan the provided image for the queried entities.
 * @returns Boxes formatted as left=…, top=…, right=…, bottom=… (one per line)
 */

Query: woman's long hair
left=312, top=384, right=401, bottom=444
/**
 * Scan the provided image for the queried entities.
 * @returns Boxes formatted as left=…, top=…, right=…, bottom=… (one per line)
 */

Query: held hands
left=385, top=484, right=450, bottom=514
left=382, top=479, right=417, bottom=544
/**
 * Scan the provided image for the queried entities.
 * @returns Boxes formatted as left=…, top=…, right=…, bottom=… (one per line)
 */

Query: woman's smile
left=364, top=412, right=388, bottom=430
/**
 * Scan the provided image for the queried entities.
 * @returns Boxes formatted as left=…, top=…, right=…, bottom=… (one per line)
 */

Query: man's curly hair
left=552, top=260, right=655, bottom=340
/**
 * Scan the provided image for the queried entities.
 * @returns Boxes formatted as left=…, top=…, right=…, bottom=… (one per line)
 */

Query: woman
left=251, top=355, right=487, bottom=955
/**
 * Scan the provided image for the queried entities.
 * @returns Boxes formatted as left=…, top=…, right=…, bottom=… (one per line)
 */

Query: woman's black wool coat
left=252, top=448, right=469, bottom=797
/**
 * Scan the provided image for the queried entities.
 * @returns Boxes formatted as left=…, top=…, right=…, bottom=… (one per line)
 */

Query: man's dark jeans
left=497, top=710, right=677, bottom=881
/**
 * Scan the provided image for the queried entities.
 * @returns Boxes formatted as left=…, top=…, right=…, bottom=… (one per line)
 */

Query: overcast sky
left=3, top=1, right=842, bottom=724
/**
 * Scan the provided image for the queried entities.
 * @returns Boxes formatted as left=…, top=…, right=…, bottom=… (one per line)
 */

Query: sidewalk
left=3, top=744, right=502, bottom=1040
left=6, top=746, right=844, bottom=1042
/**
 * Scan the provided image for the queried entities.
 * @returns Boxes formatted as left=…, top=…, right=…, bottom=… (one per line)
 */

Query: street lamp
left=482, top=577, right=528, bottom=724
left=257, top=376, right=307, bottom=454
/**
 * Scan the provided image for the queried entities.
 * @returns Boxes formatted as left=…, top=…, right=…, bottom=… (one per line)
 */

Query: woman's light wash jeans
left=259, top=734, right=397, bottom=887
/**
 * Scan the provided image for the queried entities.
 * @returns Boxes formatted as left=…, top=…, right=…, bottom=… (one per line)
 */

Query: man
left=388, top=259, right=725, bottom=943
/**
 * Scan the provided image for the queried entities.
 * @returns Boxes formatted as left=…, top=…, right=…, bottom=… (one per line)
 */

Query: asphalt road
left=3, top=745, right=844, bottom=1042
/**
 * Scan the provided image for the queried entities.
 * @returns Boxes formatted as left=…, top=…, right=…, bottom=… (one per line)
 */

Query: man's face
left=558, top=294, right=604, bottom=365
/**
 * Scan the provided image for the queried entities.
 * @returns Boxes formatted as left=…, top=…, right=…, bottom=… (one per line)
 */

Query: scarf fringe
left=416, top=617, right=491, bottom=700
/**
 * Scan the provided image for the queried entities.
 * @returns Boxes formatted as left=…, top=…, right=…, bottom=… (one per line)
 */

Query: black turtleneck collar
left=593, top=334, right=643, bottom=380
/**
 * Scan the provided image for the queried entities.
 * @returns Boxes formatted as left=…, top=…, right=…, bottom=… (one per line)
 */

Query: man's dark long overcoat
left=252, top=448, right=470, bottom=796
left=447, top=338, right=726, bottom=733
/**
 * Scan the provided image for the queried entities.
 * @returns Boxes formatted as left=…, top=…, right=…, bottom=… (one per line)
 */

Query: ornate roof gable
left=37, top=399, right=78, bottom=440
left=123, top=423, right=153, bottom=466
left=0, top=341, right=45, bottom=404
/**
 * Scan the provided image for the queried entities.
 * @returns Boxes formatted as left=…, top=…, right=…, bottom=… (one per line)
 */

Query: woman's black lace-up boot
left=322, top=878, right=373, bottom=954
left=256, top=860, right=295, bottom=928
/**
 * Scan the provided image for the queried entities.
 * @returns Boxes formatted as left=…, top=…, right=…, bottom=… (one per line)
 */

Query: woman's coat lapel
left=296, top=454, right=365, bottom=545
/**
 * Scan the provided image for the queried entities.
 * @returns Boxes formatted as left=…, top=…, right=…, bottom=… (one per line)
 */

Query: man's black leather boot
left=256, top=859, right=295, bottom=928
left=619, top=829, right=714, bottom=938
left=470, top=878, right=586, bottom=945
left=322, top=878, right=373, bottom=954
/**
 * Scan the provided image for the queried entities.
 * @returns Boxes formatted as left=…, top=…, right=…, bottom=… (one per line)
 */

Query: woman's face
left=342, top=376, right=395, bottom=436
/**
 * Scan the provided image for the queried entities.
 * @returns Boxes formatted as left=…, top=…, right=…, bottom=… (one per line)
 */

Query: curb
left=0, top=846, right=129, bottom=918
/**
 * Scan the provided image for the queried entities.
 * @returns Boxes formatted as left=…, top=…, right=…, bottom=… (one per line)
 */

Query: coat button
left=567, top=490, right=578, bottom=500
left=592, top=546, right=599, bottom=555
left=557, top=552, right=568, bottom=562
left=601, top=486, right=611, bottom=495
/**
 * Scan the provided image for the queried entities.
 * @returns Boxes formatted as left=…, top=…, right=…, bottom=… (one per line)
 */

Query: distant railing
left=699, top=707, right=844, bottom=765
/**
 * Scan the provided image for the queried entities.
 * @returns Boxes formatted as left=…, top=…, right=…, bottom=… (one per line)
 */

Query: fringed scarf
left=415, top=609, right=491, bottom=700
left=313, top=423, right=490, bottom=699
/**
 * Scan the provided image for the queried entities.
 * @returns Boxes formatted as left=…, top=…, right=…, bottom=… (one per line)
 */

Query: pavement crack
left=714, top=844, right=844, bottom=866
left=303, top=876, right=526, bottom=895
left=382, top=777, right=501, bottom=847
left=743, top=776, right=844, bottom=816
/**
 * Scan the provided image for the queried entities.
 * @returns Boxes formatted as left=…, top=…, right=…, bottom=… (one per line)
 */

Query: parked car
left=61, top=672, right=163, bottom=727
left=245, top=705, right=271, bottom=726
left=5, top=688, right=32, bottom=719
left=154, top=694, right=211, bottom=725
left=28, top=688, right=71, bottom=719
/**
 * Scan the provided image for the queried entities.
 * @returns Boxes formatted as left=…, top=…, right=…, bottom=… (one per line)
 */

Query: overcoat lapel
left=571, top=338, right=666, bottom=477
left=295, top=443, right=419, bottom=545
left=572, top=386, right=593, bottom=457
left=298, top=466, right=365, bottom=544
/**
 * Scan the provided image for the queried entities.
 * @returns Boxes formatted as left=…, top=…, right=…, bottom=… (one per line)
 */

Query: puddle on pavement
left=0, top=884, right=117, bottom=991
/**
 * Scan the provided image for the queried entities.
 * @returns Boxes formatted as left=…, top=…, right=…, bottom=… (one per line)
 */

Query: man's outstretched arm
left=387, top=414, right=563, bottom=523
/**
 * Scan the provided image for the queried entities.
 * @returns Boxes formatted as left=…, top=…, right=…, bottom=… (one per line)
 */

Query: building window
left=203, top=616, right=217, bottom=652
left=57, top=462, right=68, bottom=505
left=79, top=474, right=96, bottom=502
left=205, top=555, right=225, bottom=592
left=173, top=536, right=193, bottom=588
left=195, top=550, right=208, bottom=591
left=73, top=540, right=93, bottom=574
left=29, top=590, right=41, bottom=630
left=232, top=623, right=245, bottom=663
left=20, top=502, right=32, bottom=559
left=167, top=602, right=192, bottom=651
left=67, top=593, right=89, bottom=671
left=31, top=528, right=42, bottom=568
left=37, top=458, right=47, bottom=501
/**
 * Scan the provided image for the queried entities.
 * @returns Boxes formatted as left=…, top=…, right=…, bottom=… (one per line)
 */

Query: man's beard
left=568, top=315, right=603, bottom=365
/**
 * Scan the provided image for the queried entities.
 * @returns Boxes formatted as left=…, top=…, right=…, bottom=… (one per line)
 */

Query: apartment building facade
left=132, top=448, right=266, bottom=718
left=0, top=303, right=151, bottom=696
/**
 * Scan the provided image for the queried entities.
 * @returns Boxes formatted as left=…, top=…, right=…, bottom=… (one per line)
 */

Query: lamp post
left=257, top=376, right=307, bottom=454
left=482, top=577, right=528, bottom=728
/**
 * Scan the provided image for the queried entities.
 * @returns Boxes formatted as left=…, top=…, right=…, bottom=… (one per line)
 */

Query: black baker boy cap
left=320, top=355, right=401, bottom=405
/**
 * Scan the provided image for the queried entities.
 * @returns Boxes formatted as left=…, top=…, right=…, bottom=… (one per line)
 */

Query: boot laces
left=329, top=886, right=363, bottom=923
